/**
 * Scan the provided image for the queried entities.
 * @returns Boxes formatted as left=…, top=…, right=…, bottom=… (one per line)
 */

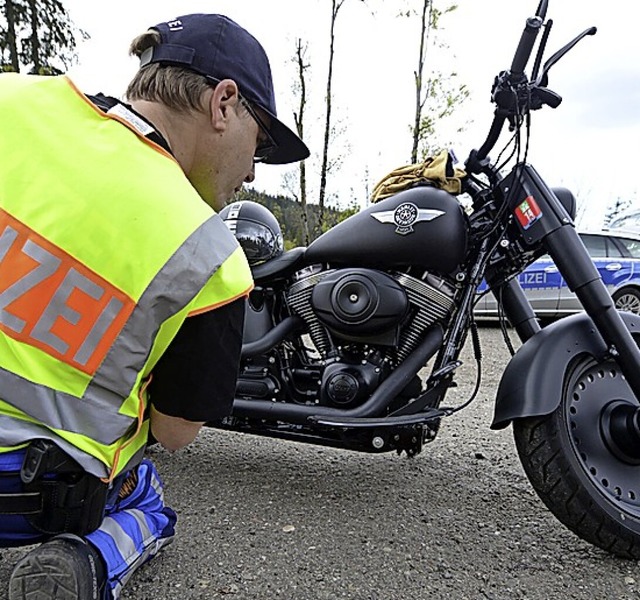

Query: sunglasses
left=239, top=96, right=277, bottom=163
left=205, top=76, right=277, bottom=163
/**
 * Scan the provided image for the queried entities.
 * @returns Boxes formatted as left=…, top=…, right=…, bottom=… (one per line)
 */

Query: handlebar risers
left=465, top=149, right=493, bottom=177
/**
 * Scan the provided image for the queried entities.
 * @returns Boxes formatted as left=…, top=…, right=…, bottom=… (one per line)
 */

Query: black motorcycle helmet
left=219, top=200, right=284, bottom=266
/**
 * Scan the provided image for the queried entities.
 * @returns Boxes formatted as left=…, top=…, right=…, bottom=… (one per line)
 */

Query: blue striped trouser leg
left=86, top=459, right=177, bottom=600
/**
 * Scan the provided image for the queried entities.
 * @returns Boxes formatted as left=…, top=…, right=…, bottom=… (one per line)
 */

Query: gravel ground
left=2, top=324, right=640, bottom=599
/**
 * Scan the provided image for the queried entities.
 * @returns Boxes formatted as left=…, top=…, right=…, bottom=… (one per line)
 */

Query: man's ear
left=209, top=79, right=240, bottom=132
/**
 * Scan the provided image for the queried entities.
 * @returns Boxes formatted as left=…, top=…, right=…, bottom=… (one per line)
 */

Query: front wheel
left=513, top=355, right=640, bottom=559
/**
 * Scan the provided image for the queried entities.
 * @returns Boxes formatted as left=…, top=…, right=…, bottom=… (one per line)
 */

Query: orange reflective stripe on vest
left=0, top=209, right=135, bottom=375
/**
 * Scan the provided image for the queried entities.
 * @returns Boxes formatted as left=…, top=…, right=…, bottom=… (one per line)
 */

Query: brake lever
left=534, top=26, right=597, bottom=87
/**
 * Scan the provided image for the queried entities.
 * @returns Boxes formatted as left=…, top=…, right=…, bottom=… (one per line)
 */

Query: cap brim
left=260, top=110, right=310, bottom=165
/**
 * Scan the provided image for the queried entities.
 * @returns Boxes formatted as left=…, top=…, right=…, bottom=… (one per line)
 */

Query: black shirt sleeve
left=149, top=297, right=245, bottom=422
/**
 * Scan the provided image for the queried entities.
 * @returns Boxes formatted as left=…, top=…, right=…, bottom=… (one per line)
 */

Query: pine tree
left=0, top=0, right=86, bottom=74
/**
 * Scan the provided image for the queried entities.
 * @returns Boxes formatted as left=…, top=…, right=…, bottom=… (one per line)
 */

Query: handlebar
left=465, top=0, right=596, bottom=176
left=467, top=112, right=508, bottom=174
left=510, top=16, right=543, bottom=79
left=466, top=8, right=547, bottom=172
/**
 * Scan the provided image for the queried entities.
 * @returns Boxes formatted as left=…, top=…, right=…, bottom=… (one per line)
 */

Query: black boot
left=8, top=534, right=107, bottom=600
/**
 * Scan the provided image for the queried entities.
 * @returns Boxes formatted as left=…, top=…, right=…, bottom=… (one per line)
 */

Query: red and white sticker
left=515, top=195, right=543, bottom=230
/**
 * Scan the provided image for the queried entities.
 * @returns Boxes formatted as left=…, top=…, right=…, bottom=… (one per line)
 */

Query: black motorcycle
left=211, top=1, right=640, bottom=559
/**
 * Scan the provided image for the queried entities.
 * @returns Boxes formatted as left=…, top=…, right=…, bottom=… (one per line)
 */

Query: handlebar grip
left=510, top=16, right=543, bottom=78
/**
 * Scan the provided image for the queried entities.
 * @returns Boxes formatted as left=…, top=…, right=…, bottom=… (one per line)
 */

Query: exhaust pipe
left=232, top=325, right=443, bottom=425
left=241, top=316, right=305, bottom=358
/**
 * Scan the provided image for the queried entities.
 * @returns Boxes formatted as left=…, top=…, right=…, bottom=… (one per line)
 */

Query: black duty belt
left=0, top=439, right=109, bottom=536
left=0, top=487, right=41, bottom=514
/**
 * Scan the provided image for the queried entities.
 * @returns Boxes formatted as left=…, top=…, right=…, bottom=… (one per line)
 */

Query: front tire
left=513, top=355, right=640, bottom=559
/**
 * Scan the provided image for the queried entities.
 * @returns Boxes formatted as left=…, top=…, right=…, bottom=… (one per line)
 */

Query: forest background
left=2, top=0, right=638, bottom=247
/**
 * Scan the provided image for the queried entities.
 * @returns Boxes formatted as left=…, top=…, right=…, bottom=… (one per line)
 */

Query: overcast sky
left=63, top=0, right=640, bottom=228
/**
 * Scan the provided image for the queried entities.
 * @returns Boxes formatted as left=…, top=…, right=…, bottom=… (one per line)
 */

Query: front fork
left=494, top=225, right=640, bottom=393
left=545, top=225, right=640, bottom=392
left=499, top=163, right=640, bottom=452
left=489, top=277, right=541, bottom=342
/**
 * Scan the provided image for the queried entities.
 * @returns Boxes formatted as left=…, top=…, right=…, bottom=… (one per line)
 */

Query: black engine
left=236, top=267, right=456, bottom=409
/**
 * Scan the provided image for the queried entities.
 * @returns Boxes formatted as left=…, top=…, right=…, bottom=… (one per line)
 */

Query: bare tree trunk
left=408, top=2, right=467, bottom=160
left=317, top=0, right=345, bottom=237
left=411, top=0, right=433, bottom=164
left=294, top=38, right=311, bottom=246
left=4, top=0, right=20, bottom=72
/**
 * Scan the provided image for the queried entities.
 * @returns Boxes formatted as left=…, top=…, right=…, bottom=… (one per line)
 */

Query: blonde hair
left=125, top=30, right=212, bottom=113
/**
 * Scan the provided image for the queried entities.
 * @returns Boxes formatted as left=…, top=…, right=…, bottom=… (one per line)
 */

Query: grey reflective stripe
left=89, top=214, right=239, bottom=400
left=0, top=214, right=239, bottom=452
left=149, top=469, right=164, bottom=500
left=101, top=515, right=136, bottom=548
left=0, top=367, right=135, bottom=447
left=98, top=510, right=174, bottom=597
left=0, top=412, right=147, bottom=479
left=96, top=517, right=138, bottom=576
left=0, top=413, right=110, bottom=478
left=126, top=509, right=153, bottom=546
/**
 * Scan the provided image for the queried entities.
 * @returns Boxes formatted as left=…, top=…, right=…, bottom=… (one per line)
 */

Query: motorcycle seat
left=251, top=246, right=307, bottom=283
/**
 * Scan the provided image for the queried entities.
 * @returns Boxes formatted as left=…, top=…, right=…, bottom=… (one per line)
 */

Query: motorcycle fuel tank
left=305, top=186, right=468, bottom=274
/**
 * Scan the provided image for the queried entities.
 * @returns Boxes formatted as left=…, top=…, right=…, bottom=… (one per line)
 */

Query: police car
left=475, top=229, right=640, bottom=319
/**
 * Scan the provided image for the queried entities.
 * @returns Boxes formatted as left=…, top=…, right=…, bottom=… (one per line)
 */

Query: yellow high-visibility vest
left=0, top=74, right=253, bottom=480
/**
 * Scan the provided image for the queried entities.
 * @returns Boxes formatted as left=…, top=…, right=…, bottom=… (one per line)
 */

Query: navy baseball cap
left=139, top=14, right=309, bottom=165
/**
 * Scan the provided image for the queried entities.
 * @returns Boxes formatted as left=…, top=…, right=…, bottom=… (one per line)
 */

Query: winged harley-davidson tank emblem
left=371, top=202, right=445, bottom=235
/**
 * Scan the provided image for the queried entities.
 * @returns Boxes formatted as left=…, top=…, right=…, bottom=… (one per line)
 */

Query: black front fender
left=491, top=312, right=640, bottom=429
